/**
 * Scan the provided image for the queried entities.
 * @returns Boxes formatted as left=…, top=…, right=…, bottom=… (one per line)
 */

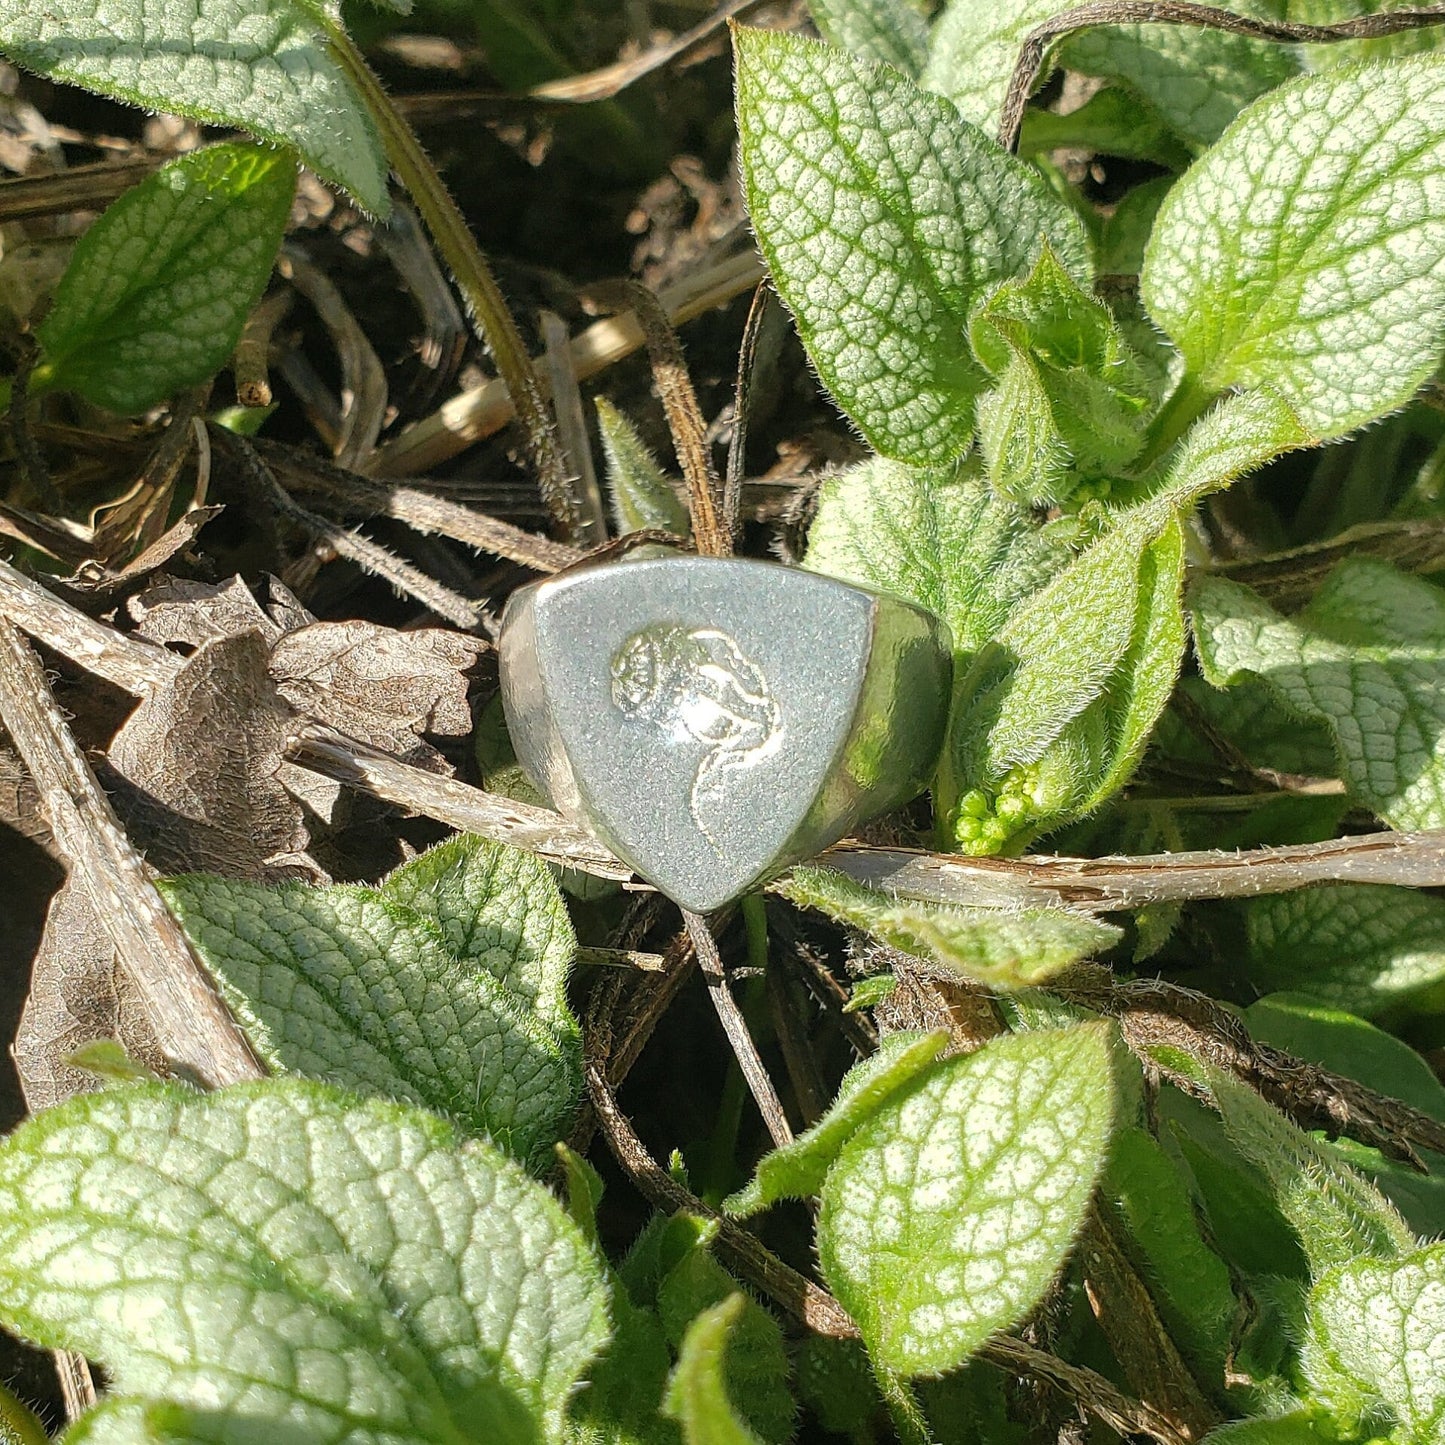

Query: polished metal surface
left=499, top=554, right=952, bottom=912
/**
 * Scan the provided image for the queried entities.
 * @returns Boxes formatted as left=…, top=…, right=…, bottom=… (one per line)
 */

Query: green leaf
left=663, top=1297, right=764, bottom=1445
left=1191, top=561, right=1445, bottom=831
left=818, top=1023, right=1117, bottom=1376
left=1061, top=22, right=1298, bottom=148
left=1096, top=177, right=1173, bottom=277
left=804, top=0, right=929, bottom=75
left=734, top=26, right=1089, bottom=465
left=1202, top=1063, right=1415, bottom=1275
left=1162, top=1088, right=1311, bottom=1283
left=0, top=1, right=388, bottom=213
left=777, top=867, right=1122, bottom=989
left=1104, top=1126, right=1236, bottom=1375
left=1143, top=56, right=1445, bottom=440
left=1245, top=993, right=1445, bottom=1120
left=944, top=516, right=1186, bottom=853
left=724, top=1031, right=949, bottom=1218
left=1243, top=886, right=1445, bottom=1020
left=34, top=144, right=294, bottom=414
left=595, top=398, right=691, bottom=538
left=1200, top=1411, right=1338, bottom=1445
left=569, top=1293, right=677, bottom=1445
left=380, top=833, right=578, bottom=1037
left=922, top=0, right=1294, bottom=142
left=803, top=456, right=1069, bottom=665
left=161, top=836, right=580, bottom=1165
left=0, top=1080, right=610, bottom=1443
left=1151, top=387, right=1314, bottom=506
left=1305, top=1242, right=1445, bottom=1439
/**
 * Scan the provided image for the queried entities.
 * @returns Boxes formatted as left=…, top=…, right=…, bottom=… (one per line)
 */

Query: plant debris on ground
left=2, top=1, right=1445, bottom=1443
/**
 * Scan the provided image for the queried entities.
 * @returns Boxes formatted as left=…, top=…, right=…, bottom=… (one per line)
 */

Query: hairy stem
left=324, top=23, right=583, bottom=539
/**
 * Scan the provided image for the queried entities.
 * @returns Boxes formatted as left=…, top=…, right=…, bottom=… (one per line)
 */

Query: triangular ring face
left=504, top=557, right=875, bottom=911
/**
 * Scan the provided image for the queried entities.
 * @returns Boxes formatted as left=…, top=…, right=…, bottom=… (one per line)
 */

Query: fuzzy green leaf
left=1104, top=1126, right=1236, bottom=1374
left=654, top=1229, right=793, bottom=1445
left=778, top=867, right=1122, bottom=988
left=1305, top=1243, right=1445, bottom=1440
left=0, top=0, right=388, bottom=213
left=1062, top=22, right=1297, bottom=147
left=724, top=1031, right=949, bottom=1218
left=379, top=833, right=578, bottom=1037
left=1192, top=561, right=1445, bottom=831
left=734, top=26, right=1088, bottom=464
left=945, top=516, right=1186, bottom=853
left=34, top=144, right=294, bottom=414
left=0, top=1080, right=610, bottom=1444
left=1244, top=886, right=1445, bottom=1020
left=1017, top=89, right=1192, bottom=170
left=818, top=1024, right=1116, bottom=1376
left=804, top=0, right=929, bottom=75
left=1203, top=1064, right=1414, bottom=1275
left=663, top=1297, right=763, bottom=1445
left=970, top=245, right=1154, bottom=503
left=1143, top=56, right=1445, bottom=439
left=923, top=0, right=1294, bottom=141
left=595, top=398, right=690, bottom=538
left=803, top=456, right=1069, bottom=664
left=161, top=836, right=580, bottom=1164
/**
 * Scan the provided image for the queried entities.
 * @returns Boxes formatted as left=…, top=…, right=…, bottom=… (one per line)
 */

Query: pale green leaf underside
left=1205, top=1065, right=1414, bottom=1276
left=1244, top=883, right=1445, bottom=1018
left=922, top=0, right=1293, bottom=142
left=0, top=1081, right=610, bottom=1445
left=819, top=1024, right=1115, bottom=1376
left=778, top=867, right=1121, bottom=988
left=1062, top=22, right=1297, bottom=147
left=805, top=0, right=929, bottom=76
left=662, top=1296, right=765, bottom=1445
left=1191, top=561, right=1445, bottom=831
left=1306, top=1243, right=1445, bottom=1439
left=724, top=1031, right=949, bottom=1218
left=802, top=457, right=1068, bottom=663
left=734, top=27, right=1088, bottom=464
left=1144, top=55, right=1445, bottom=439
left=36, top=144, right=294, bottom=414
left=162, top=838, right=580, bottom=1163
left=0, top=0, right=389, bottom=213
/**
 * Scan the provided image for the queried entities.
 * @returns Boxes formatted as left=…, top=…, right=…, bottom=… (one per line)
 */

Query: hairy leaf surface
left=163, top=836, right=580, bottom=1163
left=1192, top=562, right=1445, bottom=831
left=0, top=1081, right=610, bottom=1443
left=36, top=145, right=294, bottom=414
left=818, top=1024, right=1115, bottom=1375
left=778, top=868, right=1121, bottom=988
left=735, top=27, right=1088, bottom=464
left=1144, top=57, right=1445, bottom=438
left=0, top=0, right=388, bottom=211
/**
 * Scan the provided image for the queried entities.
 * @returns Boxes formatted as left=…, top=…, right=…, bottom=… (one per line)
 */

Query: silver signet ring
left=498, top=554, right=952, bottom=912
